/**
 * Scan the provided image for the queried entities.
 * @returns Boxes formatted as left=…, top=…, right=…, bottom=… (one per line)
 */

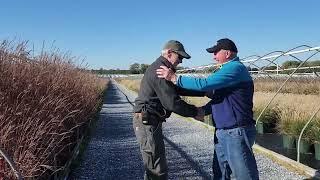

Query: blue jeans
left=212, top=125, right=259, bottom=180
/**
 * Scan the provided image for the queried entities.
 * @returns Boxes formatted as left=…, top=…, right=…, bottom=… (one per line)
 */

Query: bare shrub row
left=0, top=40, right=107, bottom=179
left=254, top=77, right=320, bottom=95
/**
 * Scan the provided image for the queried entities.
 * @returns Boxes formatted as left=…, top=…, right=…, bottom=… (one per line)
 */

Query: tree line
left=92, top=63, right=186, bottom=74
left=92, top=60, right=320, bottom=75
left=247, top=60, right=320, bottom=73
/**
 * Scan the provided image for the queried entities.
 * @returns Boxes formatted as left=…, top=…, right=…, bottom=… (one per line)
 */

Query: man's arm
left=157, top=61, right=250, bottom=91
left=175, top=86, right=206, bottom=97
left=152, top=75, right=198, bottom=117
left=176, top=65, right=240, bottom=91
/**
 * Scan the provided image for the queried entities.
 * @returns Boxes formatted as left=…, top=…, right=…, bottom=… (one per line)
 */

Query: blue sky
left=0, top=0, right=319, bottom=69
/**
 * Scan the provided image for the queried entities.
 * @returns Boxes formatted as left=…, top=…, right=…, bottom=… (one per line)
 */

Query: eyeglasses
left=171, top=50, right=183, bottom=60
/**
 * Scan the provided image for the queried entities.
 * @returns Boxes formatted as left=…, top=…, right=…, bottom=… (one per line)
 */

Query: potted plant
left=254, top=105, right=280, bottom=134
left=292, top=119, right=314, bottom=153
left=311, top=119, right=320, bottom=160
left=277, top=118, right=296, bottom=149
left=277, top=108, right=302, bottom=149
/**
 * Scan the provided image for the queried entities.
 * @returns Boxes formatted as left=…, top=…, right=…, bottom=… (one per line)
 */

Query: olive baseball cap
left=206, top=38, right=238, bottom=54
left=163, top=40, right=191, bottom=59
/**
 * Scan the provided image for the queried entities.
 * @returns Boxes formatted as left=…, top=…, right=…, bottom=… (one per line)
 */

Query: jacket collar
left=158, top=56, right=176, bottom=72
left=219, top=56, right=239, bottom=68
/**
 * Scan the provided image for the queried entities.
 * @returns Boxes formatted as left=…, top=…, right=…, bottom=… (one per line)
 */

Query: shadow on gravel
left=102, top=85, right=130, bottom=104
left=100, top=111, right=134, bottom=115
left=164, top=136, right=211, bottom=180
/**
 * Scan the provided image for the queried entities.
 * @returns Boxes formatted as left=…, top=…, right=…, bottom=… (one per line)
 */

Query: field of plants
left=0, top=40, right=108, bottom=179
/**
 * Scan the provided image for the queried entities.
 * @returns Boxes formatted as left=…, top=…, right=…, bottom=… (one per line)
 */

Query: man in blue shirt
left=156, top=38, right=259, bottom=180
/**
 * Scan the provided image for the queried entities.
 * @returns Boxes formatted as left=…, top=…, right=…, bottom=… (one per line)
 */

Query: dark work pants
left=133, top=114, right=168, bottom=180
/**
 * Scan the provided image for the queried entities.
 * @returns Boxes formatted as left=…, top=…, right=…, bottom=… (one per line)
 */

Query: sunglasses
left=171, top=50, right=183, bottom=60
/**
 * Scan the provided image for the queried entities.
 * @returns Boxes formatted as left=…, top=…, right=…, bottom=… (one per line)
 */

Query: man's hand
left=205, top=90, right=215, bottom=99
left=156, top=66, right=177, bottom=83
left=194, top=107, right=205, bottom=122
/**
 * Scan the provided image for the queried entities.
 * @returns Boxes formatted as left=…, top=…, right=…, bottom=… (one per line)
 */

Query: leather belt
left=219, top=124, right=255, bottom=130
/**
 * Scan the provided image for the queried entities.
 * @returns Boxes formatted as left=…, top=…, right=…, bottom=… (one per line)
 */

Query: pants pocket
left=226, top=128, right=242, bottom=138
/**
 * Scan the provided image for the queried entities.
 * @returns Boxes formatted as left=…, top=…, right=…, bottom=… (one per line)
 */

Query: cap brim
left=176, top=51, right=191, bottom=59
left=206, top=45, right=220, bottom=53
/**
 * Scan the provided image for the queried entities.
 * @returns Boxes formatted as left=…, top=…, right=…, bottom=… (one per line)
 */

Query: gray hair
left=161, top=49, right=169, bottom=56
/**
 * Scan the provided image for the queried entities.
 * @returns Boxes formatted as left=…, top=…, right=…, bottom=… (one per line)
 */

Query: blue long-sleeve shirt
left=176, top=57, right=255, bottom=129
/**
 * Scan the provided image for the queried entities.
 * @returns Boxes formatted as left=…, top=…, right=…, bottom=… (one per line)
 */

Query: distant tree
left=309, top=60, right=320, bottom=66
left=206, top=66, right=219, bottom=73
left=140, top=64, right=150, bottom=74
left=176, top=66, right=185, bottom=70
left=246, top=66, right=259, bottom=73
left=264, top=65, right=277, bottom=70
left=129, top=63, right=140, bottom=74
left=98, top=68, right=104, bottom=74
left=298, top=60, right=320, bottom=73
left=309, top=61, right=320, bottom=73
left=91, top=68, right=130, bottom=74
left=252, top=67, right=259, bottom=71
left=282, top=60, right=301, bottom=69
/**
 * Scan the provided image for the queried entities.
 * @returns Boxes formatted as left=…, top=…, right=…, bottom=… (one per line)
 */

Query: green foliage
left=277, top=108, right=315, bottom=142
left=129, top=63, right=141, bottom=74
left=309, top=60, right=320, bottom=66
left=176, top=65, right=187, bottom=70
left=280, top=60, right=320, bottom=73
left=140, top=64, right=150, bottom=74
left=277, top=119, right=294, bottom=135
left=254, top=105, right=280, bottom=124
left=264, top=65, right=277, bottom=70
left=247, top=66, right=259, bottom=72
left=128, top=63, right=151, bottom=74
left=204, top=66, right=219, bottom=73
left=91, top=68, right=130, bottom=74
left=282, top=60, right=301, bottom=69
left=310, top=119, right=320, bottom=142
left=291, top=120, right=314, bottom=142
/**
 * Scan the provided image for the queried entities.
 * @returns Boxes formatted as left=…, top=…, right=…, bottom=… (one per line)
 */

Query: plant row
left=0, top=40, right=107, bottom=179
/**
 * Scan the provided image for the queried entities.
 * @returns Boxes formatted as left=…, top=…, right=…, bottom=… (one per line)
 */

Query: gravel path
left=70, top=80, right=307, bottom=180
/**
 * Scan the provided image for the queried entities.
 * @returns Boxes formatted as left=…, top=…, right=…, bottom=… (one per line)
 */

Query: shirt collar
left=218, top=56, right=239, bottom=68
left=158, top=56, right=176, bottom=72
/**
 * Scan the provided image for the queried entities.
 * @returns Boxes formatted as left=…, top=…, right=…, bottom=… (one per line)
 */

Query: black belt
left=219, top=124, right=254, bottom=130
